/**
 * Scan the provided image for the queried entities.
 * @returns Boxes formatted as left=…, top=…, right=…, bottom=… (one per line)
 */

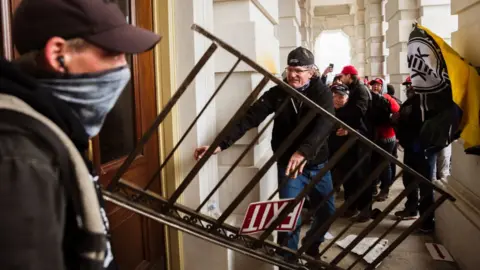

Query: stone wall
left=364, top=0, right=386, bottom=78
left=435, top=1, right=480, bottom=269
left=214, top=0, right=280, bottom=269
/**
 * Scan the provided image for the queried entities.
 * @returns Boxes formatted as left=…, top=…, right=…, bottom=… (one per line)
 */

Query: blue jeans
left=277, top=163, right=335, bottom=256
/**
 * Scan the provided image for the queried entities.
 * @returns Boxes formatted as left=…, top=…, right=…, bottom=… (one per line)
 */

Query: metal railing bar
left=345, top=192, right=433, bottom=270
left=195, top=98, right=290, bottom=212
left=393, top=170, right=404, bottom=182
left=317, top=212, right=360, bottom=257
left=267, top=162, right=302, bottom=201
left=191, top=23, right=454, bottom=199
left=142, top=58, right=242, bottom=192
left=364, top=194, right=450, bottom=270
left=347, top=218, right=402, bottom=270
left=256, top=136, right=358, bottom=245
left=329, top=183, right=417, bottom=265
left=107, top=42, right=219, bottom=191
left=212, top=110, right=318, bottom=228
left=267, top=135, right=331, bottom=201
left=296, top=160, right=389, bottom=257
left=108, top=181, right=336, bottom=269
left=317, top=172, right=412, bottom=259
left=102, top=190, right=302, bottom=270
left=167, top=76, right=270, bottom=206
left=280, top=151, right=371, bottom=247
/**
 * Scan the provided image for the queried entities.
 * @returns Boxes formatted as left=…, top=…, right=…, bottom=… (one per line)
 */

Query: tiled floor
left=299, top=177, right=459, bottom=270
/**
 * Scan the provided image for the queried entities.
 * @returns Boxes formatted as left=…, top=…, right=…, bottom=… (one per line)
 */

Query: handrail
left=103, top=23, right=457, bottom=270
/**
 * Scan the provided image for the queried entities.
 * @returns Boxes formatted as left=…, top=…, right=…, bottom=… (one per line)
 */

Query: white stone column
left=299, top=0, right=314, bottom=51
left=213, top=1, right=280, bottom=269
left=435, top=1, right=480, bottom=270
left=354, top=0, right=367, bottom=76
left=174, top=1, right=227, bottom=269
left=417, top=0, right=458, bottom=44
left=382, top=0, right=389, bottom=82
left=364, top=0, right=386, bottom=79
left=278, top=0, right=302, bottom=68
left=385, top=0, right=419, bottom=101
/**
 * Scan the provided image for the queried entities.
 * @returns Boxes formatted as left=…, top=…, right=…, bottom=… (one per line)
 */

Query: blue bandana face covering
left=39, top=66, right=131, bottom=137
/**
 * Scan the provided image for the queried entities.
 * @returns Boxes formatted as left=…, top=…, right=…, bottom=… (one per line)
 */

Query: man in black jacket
left=0, top=0, right=160, bottom=269
left=336, top=65, right=373, bottom=221
left=195, top=47, right=335, bottom=257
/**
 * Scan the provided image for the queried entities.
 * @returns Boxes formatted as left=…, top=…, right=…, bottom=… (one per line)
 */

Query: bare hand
left=323, top=67, right=333, bottom=76
left=194, top=145, right=221, bottom=161
left=336, top=128, right=348, bottom=136
left=285, top=151, right=306, bottom=179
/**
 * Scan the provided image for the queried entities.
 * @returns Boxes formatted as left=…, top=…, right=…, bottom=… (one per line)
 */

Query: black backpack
left=367, top=90, right=392, bottom=126
left=391, top=95, right=403, bottom=106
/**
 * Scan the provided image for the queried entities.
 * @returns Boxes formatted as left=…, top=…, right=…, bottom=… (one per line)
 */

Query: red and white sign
left=238, top=198, right=305, bottom=235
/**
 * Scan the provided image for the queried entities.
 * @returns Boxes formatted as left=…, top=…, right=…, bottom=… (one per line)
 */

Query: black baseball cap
left=331, top=84, right=349, bottom=96
left=12, top=0, right=161, bottom=55
left=287, top=47, right=315, bottom=66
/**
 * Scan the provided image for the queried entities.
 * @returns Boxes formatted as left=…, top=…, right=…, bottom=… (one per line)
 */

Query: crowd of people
left=0, top=0, right=452, bottom=266
left=196, top=46, right=452, bottom=261
left=323, top=64, right=452, bottom=226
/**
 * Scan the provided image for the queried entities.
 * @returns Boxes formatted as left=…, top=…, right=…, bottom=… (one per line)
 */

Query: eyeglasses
left=285, top=67, right=310, bottom=75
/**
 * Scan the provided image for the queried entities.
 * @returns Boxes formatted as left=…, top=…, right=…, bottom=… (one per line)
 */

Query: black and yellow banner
left=407, top=24, right=480, bottom=155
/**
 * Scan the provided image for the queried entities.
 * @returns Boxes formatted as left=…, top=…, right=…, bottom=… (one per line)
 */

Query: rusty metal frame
left=104, top=24, right=455, bottom=270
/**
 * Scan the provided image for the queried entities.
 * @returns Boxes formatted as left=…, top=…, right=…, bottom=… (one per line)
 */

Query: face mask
left=39, top=66, right=131, bottom=137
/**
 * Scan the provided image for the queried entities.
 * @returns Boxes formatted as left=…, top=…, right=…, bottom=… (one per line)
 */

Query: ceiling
left=313, top=4, right=351, bottom=16
left=311, top=0, right=355, bottom=6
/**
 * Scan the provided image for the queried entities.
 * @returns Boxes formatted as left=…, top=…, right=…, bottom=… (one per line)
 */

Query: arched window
left=315, top=30, right=352, bottom=84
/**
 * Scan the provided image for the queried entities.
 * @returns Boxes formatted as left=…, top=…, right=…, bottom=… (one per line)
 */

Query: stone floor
left=299, top=178, right=460, bottom=270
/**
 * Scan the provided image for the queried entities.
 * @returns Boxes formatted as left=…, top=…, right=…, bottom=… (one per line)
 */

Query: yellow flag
left=416, top=24, right=480, bottom=151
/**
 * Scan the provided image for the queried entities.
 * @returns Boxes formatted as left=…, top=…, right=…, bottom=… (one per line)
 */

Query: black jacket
left=341, top=80, right=370, bottom=136
left=219, top=77, right=335, bottom=166
left=0, top=58, right=113, bottom=270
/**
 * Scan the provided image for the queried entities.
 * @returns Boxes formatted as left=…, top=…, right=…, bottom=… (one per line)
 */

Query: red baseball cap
left=340, top=65, right=358, bottom=76
left=402, top=76, right=412, bottom=85
left=369, top=78, right=383, bottom=85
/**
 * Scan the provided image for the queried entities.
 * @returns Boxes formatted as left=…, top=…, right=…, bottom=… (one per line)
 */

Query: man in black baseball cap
left=0, top=1, right=161, bottom=269
left=13, top=0, right=161, bottom=55
left=194, top=46, right=336, bottom=259
left=284, top=46, right=319, bottom=90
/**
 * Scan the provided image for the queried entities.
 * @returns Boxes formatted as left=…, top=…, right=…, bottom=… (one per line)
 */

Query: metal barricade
left=103, top=24, right=455, bottom=270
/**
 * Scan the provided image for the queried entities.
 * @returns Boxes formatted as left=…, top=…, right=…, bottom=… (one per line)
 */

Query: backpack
left=391, top=95, right=403, bottom=107
left=0, top=94, right=108, bottom=270
left=366, top=90, right=392, bottom=126
left=395, top=94, right=461, bottom=154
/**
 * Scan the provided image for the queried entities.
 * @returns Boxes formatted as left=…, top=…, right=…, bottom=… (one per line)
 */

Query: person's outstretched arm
left=217, top=89, right=278, bottom=150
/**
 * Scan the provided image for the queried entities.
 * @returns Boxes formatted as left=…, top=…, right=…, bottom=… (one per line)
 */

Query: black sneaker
left=375, top=189, right=389, bottom=202
left=418, top=221, right=435, bottom=234
left=352, top=210, right=372, bottom=223
left=341, top=209, right=359, bottom=218
left=394, top=209, right=418, bottom=220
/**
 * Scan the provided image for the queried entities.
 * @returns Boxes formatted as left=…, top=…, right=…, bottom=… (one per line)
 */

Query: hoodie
left=0, top=57, right=114, bottom=270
